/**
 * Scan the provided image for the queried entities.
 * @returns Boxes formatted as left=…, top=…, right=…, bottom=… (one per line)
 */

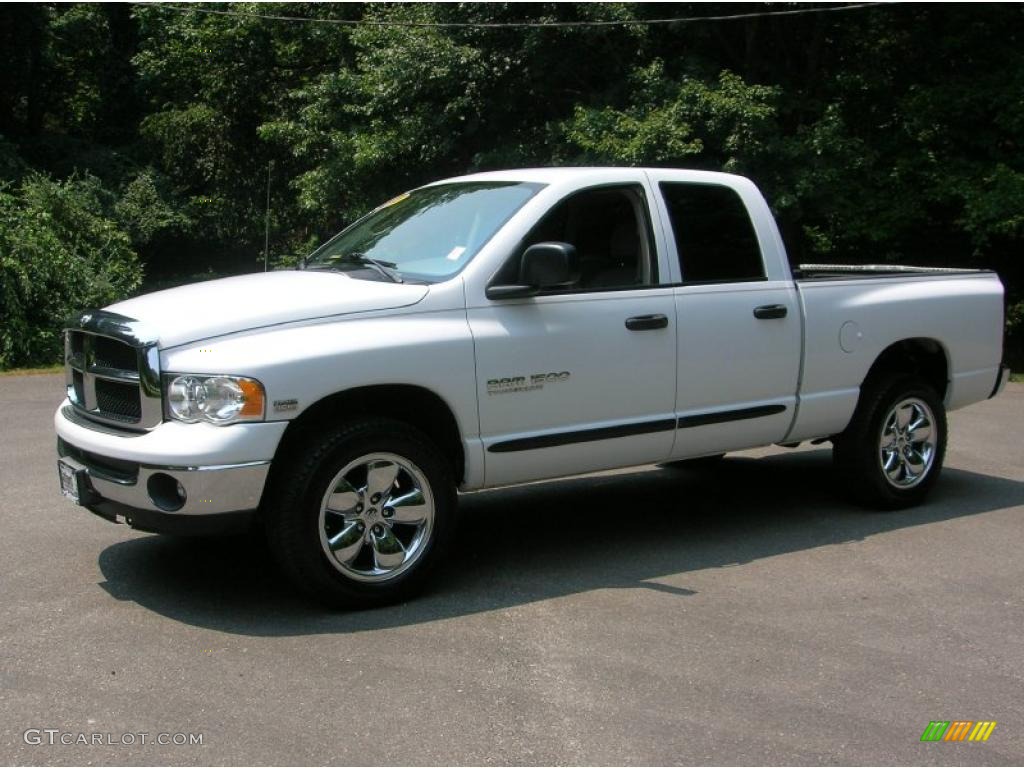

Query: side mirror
left=486, top=242, right=577, bottom=300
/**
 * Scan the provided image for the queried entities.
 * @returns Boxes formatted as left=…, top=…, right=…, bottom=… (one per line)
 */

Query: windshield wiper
left=335, top=252, right=403, bottom=283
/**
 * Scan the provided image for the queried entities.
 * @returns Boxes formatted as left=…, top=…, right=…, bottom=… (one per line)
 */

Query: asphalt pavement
left=1, top=374, right=1022, bottom=765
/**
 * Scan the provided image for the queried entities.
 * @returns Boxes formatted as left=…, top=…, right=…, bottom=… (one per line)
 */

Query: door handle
left=753, top=304, right=788, bottom=320
left=625, top=314, right=669, bottom=331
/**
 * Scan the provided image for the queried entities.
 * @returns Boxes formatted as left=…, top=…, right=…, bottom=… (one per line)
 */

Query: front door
left=469, top=184, right=678, bottom=487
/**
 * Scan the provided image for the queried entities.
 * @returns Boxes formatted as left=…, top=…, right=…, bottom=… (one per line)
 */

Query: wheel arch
left=271, top=384, right=466, bottom=485
left=860, top=337, right=950, bottom=402
left=835, top=341, right=949, bottom=510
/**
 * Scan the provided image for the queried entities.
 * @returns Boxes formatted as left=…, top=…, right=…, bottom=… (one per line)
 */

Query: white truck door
left=649, top=175, right=802, bottom=457
left=469, top=183, right=678, bottom=487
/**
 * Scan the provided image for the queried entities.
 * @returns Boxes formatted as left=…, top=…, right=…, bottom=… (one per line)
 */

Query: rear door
left=648, top=174, right=802, bottom=457
left=469, top=182, right=678, bottom=487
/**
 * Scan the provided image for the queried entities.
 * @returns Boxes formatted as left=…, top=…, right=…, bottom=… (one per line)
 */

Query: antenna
left=264, top=160, right=273, bottom=272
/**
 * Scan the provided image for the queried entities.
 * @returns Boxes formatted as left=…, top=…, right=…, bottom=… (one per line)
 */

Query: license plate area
left=58, top=459, right=88, bottom=505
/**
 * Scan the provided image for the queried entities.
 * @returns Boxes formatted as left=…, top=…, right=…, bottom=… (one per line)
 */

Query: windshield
left=306, top=181, right=543, bottom=281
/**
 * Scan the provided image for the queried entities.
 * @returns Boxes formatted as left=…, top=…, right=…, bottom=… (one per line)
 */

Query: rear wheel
left=264, top=419, right=457, bottom=608
left=833, top=375, right=946, bottom=509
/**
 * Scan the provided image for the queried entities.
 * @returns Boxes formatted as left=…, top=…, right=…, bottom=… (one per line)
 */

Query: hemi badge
left=273, top=398, right=299, bottom=412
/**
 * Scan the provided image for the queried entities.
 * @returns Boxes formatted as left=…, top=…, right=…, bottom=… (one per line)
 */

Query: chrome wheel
left=318, top=452, right=435, bottom=583
left=878, top=397, right=937, bottom=489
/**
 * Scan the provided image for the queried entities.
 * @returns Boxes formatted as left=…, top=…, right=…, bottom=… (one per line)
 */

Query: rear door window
left=659, top=182, right=765, bottom=283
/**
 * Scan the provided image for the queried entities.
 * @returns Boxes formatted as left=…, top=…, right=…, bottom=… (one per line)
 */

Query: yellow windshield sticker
left=378, top=192, right=410, bottom=209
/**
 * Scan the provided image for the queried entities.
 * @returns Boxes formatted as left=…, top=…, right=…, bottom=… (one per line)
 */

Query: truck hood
left=108, top=271, right=429, bottom=348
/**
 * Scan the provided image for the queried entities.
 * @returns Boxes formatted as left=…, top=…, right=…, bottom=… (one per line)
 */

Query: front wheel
left=264, top=419, right=457, bottom=608
left=833, top=375, right=947, bottom=510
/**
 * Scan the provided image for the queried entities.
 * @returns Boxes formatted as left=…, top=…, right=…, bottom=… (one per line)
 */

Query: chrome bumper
left=54, top=399, right=287, bottom=520
left=57, top=449, right=270, bottom=516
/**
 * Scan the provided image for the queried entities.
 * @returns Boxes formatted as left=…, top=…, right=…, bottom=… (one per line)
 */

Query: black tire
left=263, top=418, right=457, bottom=608
left=660, top=453, right=726, bottom=470
left=833, top=375, right=947, bottom=510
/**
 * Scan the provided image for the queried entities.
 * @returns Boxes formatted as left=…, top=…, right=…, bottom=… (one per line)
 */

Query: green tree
left=0, top=173, right=142, bottom=367
left=1, top=3, right=1024, bottom=366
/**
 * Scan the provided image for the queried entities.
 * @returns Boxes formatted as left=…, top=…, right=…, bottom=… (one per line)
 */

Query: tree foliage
left=0, top=2, right=1023, bottom=367
left=0, top=174, right=141, bottom=367
left=562, top=65, right=780, bottom=168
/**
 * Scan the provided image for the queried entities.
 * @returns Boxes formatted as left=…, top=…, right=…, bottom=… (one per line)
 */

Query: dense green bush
left=0, top=173, right=142, bottom=367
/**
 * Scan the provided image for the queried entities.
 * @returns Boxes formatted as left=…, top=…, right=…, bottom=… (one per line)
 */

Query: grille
left=64, top=319, right=160, bottom=430
left=95, top=379, right=142, bottom=421
left=72, top=369, right=85, bottom=404
left=94, top=335, right=138, bottom=371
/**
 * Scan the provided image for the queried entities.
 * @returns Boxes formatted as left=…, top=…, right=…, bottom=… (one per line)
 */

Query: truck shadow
left=96, top=449, right=1024, bottom=636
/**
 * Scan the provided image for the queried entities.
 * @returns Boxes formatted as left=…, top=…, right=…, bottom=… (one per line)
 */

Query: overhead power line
left=144, top=2, right=892, bottom=30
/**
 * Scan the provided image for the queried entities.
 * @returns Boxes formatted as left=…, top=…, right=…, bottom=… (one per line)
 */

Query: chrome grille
left=64, top=310, right=162, bottom=431
left=94, top=378, right=142, bottom=421
left=94, top=335, right=139, bottom=371
left=72, top=369, right=85, bottom=404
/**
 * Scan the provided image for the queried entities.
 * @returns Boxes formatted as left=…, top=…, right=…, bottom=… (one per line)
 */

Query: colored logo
left=920, top=721, right=997, bottom=742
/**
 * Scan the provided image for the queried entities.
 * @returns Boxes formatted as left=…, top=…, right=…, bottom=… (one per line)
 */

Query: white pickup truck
left=55, top=168, right=1009, bottom=606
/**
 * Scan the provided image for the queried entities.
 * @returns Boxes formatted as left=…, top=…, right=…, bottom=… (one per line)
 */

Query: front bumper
left=55, top=401, right=287, bottom=533
left=57, top=447, right=269, bottom=512
left=83, top=496, right=258, bottom=536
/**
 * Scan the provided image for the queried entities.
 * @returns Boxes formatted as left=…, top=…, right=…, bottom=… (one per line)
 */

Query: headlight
left=165, top=374, right=265, bottom=424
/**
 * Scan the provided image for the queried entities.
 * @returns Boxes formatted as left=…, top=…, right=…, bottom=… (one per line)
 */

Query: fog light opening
left=148, top=472, right=186, bottom=511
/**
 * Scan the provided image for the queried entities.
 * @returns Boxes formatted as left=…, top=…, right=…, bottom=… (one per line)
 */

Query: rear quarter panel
left=788, top=273, right=1004, bottom=442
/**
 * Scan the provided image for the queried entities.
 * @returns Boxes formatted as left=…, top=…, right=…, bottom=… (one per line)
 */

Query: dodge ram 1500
left=55, top=168, right=1009, bottom=606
